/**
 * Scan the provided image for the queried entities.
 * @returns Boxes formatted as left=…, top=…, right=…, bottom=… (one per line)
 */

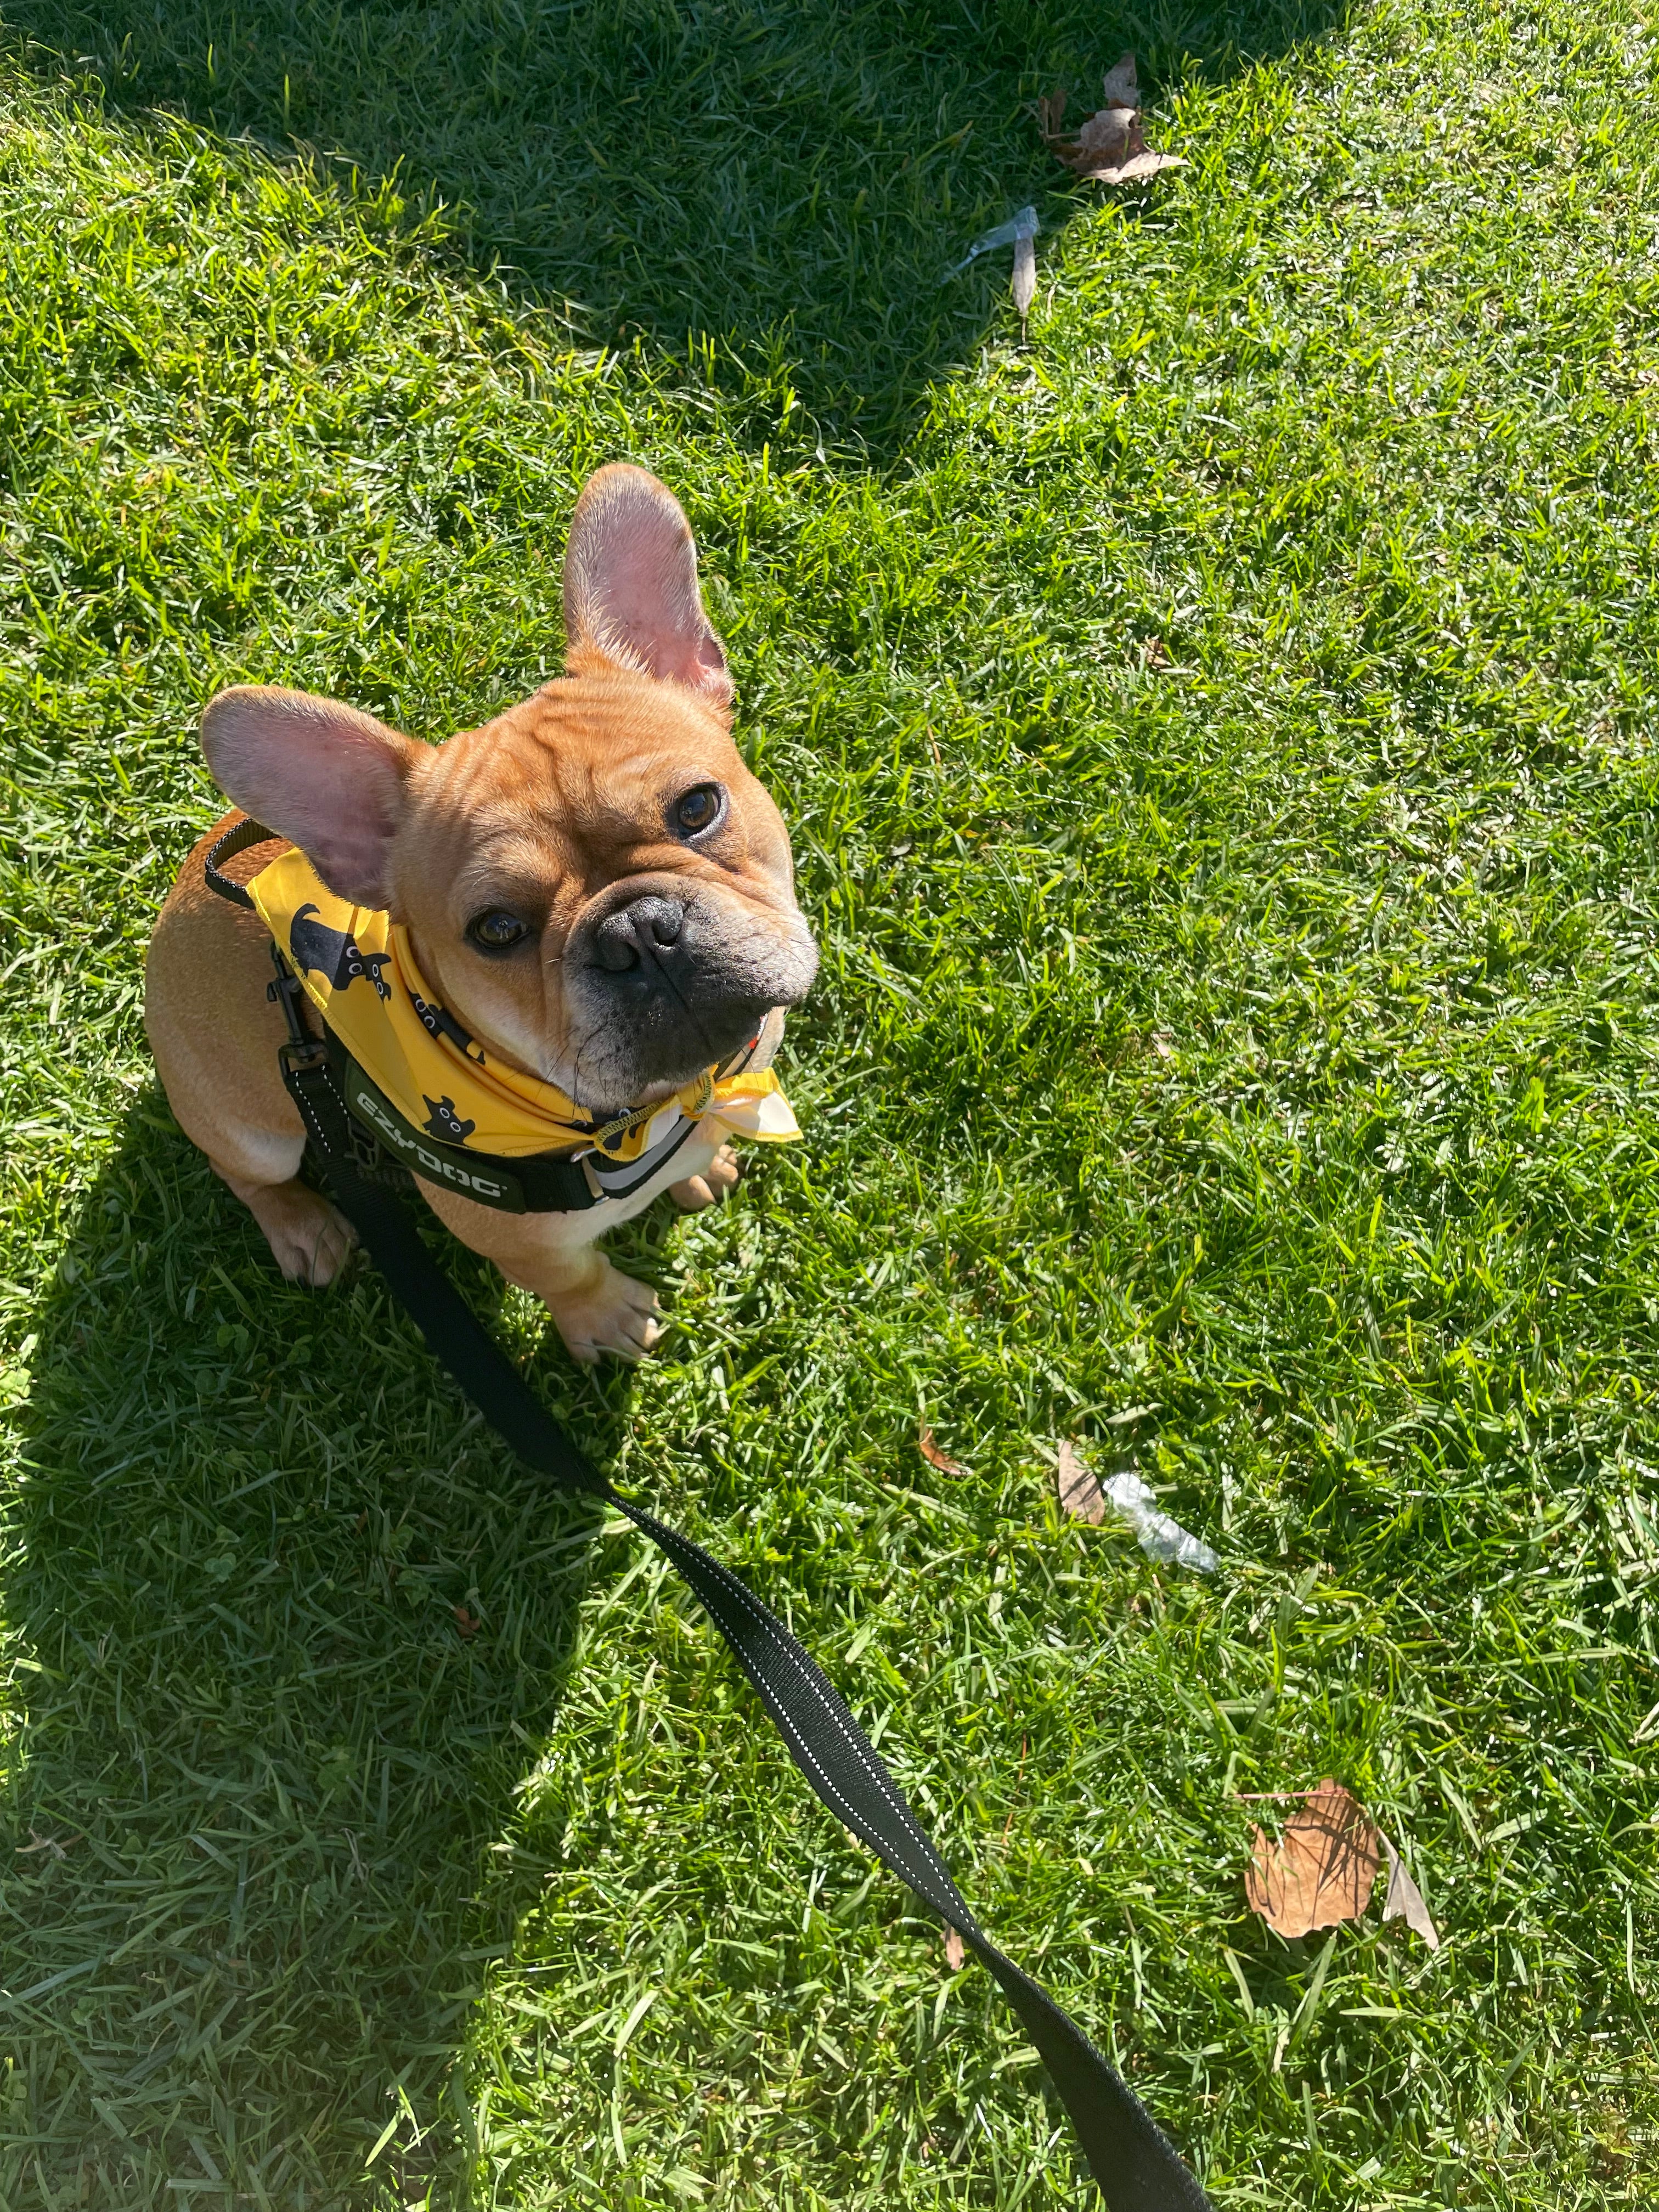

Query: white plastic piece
left=943, top=205, right=1039, bottom=283
left=1103, top=1468, right=1218, bottom=1572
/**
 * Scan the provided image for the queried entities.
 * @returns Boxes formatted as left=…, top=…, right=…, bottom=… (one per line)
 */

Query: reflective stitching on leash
left=635, top=1508, right=970, bottom=1920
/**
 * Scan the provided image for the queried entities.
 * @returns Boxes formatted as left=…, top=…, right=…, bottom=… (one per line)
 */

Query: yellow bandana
left=247, top=847, right=800, bottom=1178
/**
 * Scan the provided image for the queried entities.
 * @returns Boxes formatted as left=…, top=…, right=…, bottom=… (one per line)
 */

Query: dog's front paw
left=670, top=1142, right=742, bottom=1212
left=244, top=1179, right=357, bottom=1288
left=545, top=1255, right=663, bottom=1364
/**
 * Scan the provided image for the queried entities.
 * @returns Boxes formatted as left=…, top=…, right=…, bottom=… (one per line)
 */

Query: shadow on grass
left=3, top=0, right=1349, bottom=456
left=2, top=1086, right=630, bottom=2202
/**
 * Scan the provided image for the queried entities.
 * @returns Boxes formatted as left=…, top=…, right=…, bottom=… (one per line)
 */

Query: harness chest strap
left=204, top=816, right=1216, bottom=2210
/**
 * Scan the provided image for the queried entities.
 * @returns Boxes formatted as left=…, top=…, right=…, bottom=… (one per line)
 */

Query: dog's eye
left=466, top=909, right=531, bottom=953
left=672, top=782, right=726, bottom=838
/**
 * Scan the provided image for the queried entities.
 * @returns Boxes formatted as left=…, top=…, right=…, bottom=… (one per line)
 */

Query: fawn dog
left=145, top=465, right=817, bottom=1362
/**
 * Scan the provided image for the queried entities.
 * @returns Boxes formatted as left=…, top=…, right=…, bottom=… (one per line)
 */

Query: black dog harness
left=205, top=819, right=1215, bottom=2211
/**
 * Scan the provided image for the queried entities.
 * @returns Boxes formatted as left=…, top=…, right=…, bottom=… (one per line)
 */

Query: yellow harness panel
left=247, top=846, right=800, bottom=1165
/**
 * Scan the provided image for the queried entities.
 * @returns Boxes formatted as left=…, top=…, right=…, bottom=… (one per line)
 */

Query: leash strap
left=268, top=971, right=1212, bottom=2211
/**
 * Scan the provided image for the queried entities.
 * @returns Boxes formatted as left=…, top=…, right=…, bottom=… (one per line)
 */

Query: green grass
left=1, top=0, right=1657, bottom=2203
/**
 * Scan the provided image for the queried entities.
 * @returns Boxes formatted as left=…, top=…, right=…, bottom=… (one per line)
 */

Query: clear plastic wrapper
left=1103, top=1468, right=1218, bottom=1572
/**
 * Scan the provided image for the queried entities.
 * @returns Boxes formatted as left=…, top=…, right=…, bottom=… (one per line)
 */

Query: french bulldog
left=144, top=464, right=818, bottom=1362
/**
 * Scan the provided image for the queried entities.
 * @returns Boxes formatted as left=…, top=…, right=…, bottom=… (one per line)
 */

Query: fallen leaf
left=1380, top=1833, right=1442, bottom=1949
left=1074, top=105, right=1140, bottom=171
left=1100, top=52, right=1139, bottom=107
left=944, top=1925, right=966, bottom=1971
left=1040, top=52, right=1187, bottom=187
left=918, top=1426, right=969, bottom=1477
left=1057, top=1439, right=1105, bottom=1523
left=452, top=1604, right=481, bottom=1639
left=1012, top=225, right=1036, bottom=321
left=1246, top=1779, right=1380, bottom=1939
left=1086, top=148, right=1187, bottom=187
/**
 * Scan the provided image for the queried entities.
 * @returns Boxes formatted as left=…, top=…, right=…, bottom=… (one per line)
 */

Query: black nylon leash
left=239, top=884, right=1214, bottom=2207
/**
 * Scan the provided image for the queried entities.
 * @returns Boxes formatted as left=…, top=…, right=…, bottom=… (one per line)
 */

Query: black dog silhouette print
left=289, top=903, right=391, bottom=1001
left=422, top=1094, right=477, bottom=1143
left=411, top=990, right=486, bottom=1063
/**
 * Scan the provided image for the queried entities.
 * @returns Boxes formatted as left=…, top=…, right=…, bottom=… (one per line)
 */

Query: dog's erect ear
left=562, top=462, right=732, bottom=706
left=201, top=686, right=416, bottom=908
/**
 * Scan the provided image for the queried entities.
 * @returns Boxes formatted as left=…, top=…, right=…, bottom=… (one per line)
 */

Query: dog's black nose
left=593, top=896, right=686, bottom=973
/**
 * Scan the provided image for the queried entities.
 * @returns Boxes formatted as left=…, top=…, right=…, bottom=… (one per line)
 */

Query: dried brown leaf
left=944, top=1924, right=967, bottom=1971
left=1245, top=1779, right=1380, bottom=1938
left=1078, top=149, right=1188, bottom=187
left=453, top=1604, right=481, bottom=1639
left=1380, top=1835, right=1441, bottom=1949
left=918, top=1426, right=969, bottom=1477
left=1039, top=52, right=1184, bottom=187
left=1075, top=105, right=1140, bottom=167
left=1100, top=52, right=1139, bottom=106
left=1057, top=1439, right=1105, bottom=1524
left=1012, top=228, right=1036, bottom=320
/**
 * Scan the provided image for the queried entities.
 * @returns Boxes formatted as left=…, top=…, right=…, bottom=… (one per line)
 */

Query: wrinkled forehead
left=455, top=681, right=738, bottom=814
left=397, top=679, right=765, bottom=918
left=426, top=681, right=742, bottom=834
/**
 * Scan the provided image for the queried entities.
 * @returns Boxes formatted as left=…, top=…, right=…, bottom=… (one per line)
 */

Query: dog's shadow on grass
left=4, top=0, right=1349, bottom=458
left=3, top=1085, right=643, bottom=2202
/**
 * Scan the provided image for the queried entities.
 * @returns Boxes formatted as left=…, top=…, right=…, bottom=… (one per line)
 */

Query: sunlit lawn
left=1, top=0, right=1657, bottom=2202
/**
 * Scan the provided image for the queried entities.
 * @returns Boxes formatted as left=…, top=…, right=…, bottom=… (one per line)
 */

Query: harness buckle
left=278, top=1035, right=328, bottom=1080
left=268, top=944, right=321, bottom=1062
